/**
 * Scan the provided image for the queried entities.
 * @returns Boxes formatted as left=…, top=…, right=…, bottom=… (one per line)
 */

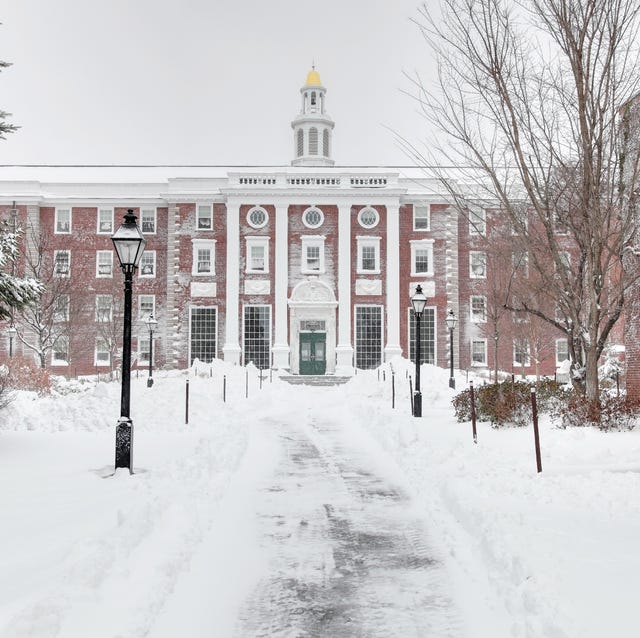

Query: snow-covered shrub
left=0, top=364, right=13, bottom=409
left=453, top=379, right=568, bottom=428
left=7, top=355, right=51, bottom=395
left=554, top=392, right=640, bottom=430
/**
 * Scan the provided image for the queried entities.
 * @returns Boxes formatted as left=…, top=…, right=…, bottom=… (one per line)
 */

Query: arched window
left=311, top=91, right=316, bottom=106
left=309, top=128, right=318, bottom=155
left=297, top=129, right=304, bottom=157
left=323, top=129, right=330, bottom=157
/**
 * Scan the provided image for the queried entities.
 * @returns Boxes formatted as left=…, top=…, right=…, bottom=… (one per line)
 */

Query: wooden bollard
left=185, top=379, right=190, bottom=425
left=531, top=388, right=542, bottom=473
left=470, top=381, right=477, bottom=444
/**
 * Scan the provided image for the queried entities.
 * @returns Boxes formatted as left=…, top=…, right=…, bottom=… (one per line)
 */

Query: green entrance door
left=299, top=332, right=327, bottom=375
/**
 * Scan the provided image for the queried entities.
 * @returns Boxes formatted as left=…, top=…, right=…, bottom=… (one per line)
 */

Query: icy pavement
left=233, top=393, right=462, bottom=637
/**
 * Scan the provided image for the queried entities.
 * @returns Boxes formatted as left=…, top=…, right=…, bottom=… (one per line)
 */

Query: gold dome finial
left=305, top=63, right=322, bottom=86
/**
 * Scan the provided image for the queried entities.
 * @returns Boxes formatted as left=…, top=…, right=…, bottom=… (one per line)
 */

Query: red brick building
left=0, top=69, right=577, bottom=378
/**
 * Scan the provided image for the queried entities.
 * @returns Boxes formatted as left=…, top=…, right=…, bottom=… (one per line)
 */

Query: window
left=358, top=206, right=379, bottom=229
left=355, top=306, right=383, bottom=369
left=55, top=208, right=71, bottom=233
left=192, top=239, right=216, bottom=275
left=302, top=207, right=324, bottom=229
left=469, top=206, right=486, bottom=236
left=138, top=337, right=151, bottom=364
left=141, top=208, right=157, bottom=234
left=512, top=250, right=529, bottom=277
left=309, top=127, right=318, bottom=155
left=410, top=240, right=434, bottom=276
left=97, top=208, right=113, bottom=234
left=557, top=251, right=571, bottom=272
left=96, top=250, right=113, bottom=277
left=52, top=336, right=69, bottom=365
left=297, top=129, right=304, bottom=157
left=96, top=294, right=112, bottom=322
left=323, top=128, right=329, bottom=157
left=413, top=204, right=430, bottom=231
left=190, top=306, right=217, bottom=365
left=245, top=237, right=269, bottom=273
left=243, top=305, right=271, bottom=369
left=514, top=338, right=531, bottom=367
left=301, top=236, right=325, bottom=273
left=95, top=339, right=110, bottom=366
left=408, top=307, right=436, bottom=364
left=470, top=295, right=487, bottom=323
left=556, top=339, right=569, bottom=365
left=471, top=339, right=488, bottom=366
left=54, top=250, right=70, bottom=277
left=53, top=295, right=70, bottom=322
left=553, top=210, right=569, bottom=235
left=138, top=294, right=155, bottom=320
left=357, top=236, right=381, bottom=273
left=139, top=251, right=156, bottom=277
left=196, top=204, right=212, bottom=230
left=247, top=206, right=268, bottom=229
left=511, top=208, right=528, bottom=235
left=469, top=251, right=487, bottom=278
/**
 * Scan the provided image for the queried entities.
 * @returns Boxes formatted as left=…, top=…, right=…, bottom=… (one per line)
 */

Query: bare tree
left=405, top=0, right=640, bottom=404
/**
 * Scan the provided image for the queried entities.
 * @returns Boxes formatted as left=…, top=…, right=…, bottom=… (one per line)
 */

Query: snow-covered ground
left=1, top=361, right=639, bottom=637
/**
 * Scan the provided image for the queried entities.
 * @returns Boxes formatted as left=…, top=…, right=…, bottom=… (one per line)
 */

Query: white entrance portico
left=288, top=277, right=338, bottom=375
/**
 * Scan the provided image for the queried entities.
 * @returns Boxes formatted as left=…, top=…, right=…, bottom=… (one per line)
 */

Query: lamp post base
left=115, top=417, right=133, bottom=473
left=449, top=377, right=456, bottom=389
left=413, top=391, right=422, bottom=417
left=147, top=377, right=154, bottom=388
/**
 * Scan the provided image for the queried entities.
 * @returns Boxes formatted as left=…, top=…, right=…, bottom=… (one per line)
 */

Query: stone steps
left=279, top=375, right=352, bottom=386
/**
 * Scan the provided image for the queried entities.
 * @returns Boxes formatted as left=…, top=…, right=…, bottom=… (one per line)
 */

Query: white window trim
left=471, top=339, right=488, bottom=367
left=302, top=206, right=325, bottom=229
left=470, top=295, right=487, bottom=323
left=52, top=336, right=69, bottom=366
left=95, top=339, right=111, bottom=366
left=410, top=239, right=434, bottom=277
left=96, top=250, right=114, bottom=278
left=301, top=235, right=326, bottom=274
left=356, top=236, right=381, bottom=274
left=96, top=207, right=114, bottom=234
left=555, top=338, right=569, bottom=366
left=412, top=204, right=430, bottom=231
left=137, top=336, right=152, bottom=364
left=54, top=250, right=71, bottom=278
left=246, top=206, right=269, bottom=229
left=469, top=251, right=487, bottom=279
left=141, top=207, right=158, bottom=235
left=513, top=339, right=531, bottom=367
left=55, top=207, right=71, bottom=234
left=196, top=203, right=213, bottom=231
left=139, top=250, right=156, bottom=278
left=245, top=236, right=270, bottom=274
left=53, top=294, right=70, bottom=322
left=95, top=295, right=113, bottom=322
left=468, top=206, right=486, bottom=236
left=138, top=294, right=156, bottom=320
left=358, top=206, right=380, bottom=229
left=191, top=239, right=216, bottom=276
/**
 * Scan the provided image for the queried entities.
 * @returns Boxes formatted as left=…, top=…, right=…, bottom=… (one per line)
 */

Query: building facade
left=0, top=69, right=572, bottom=378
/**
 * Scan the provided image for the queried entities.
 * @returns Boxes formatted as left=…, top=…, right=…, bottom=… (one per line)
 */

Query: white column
left=272, top=202, right=290, bottom=368
left=335, top=201, right=354, bottom=371
left=385, top=202, right=402, bottom=360
left=222, top=201, right=241, bottom=363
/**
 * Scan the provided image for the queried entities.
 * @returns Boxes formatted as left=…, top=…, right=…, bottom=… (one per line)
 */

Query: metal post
left=392, top=371, right=395, bottom=409
left=185, top=379, right=190, bottom=425
left=531, top=388, right=542, bottom=473
left=115, top=268, right=134, bottom=471
left=223, top=374, right=226, bottom=402
left=414, top=312, right=422, bottom=417
left=470, top=381, right=477, bottom=444
left=245, top=368, right=248, bottom=398
left=449, top=326, right=455, bottom=389
left=147, top=327, right=154, bottom=387
left=409, top=375, right=414, bottom=415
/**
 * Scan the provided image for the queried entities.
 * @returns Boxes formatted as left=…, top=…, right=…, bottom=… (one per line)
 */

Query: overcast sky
left=0, top=0, right=437, bottom=167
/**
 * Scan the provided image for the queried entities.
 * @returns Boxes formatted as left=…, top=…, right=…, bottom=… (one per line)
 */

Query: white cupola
left=291, top=66, right=335, bottom=167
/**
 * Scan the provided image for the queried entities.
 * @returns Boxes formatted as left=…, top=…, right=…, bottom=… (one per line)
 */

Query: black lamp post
left=7, top=325, right=16, bottom=358
left=111, top=209, right=146, bottom=473
left=411, top=284, right=427, bottom=417
left=145, top=313, right=157, bottom=388
left=446, top=309, right=457, bottom=389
